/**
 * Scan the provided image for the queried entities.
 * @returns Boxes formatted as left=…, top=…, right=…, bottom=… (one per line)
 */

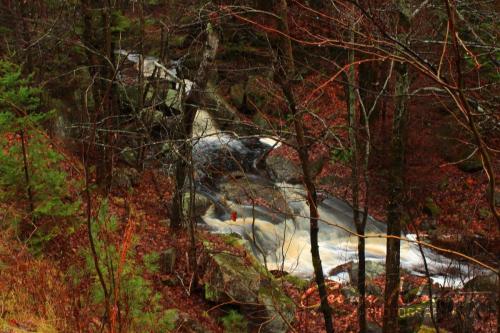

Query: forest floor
left=1, top=158, right=497, bottom=332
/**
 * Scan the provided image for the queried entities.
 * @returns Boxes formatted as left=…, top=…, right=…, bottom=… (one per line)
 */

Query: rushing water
left=192, top=109, right=477, bottom=287
left=108, top=51, right=479, bottom=287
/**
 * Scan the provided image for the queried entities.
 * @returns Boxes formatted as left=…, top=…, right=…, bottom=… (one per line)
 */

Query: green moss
left=160, top=308, right=179, bottom=331
left=221, top=233, right=245, bottom=247
left=418, top=325, right=449, bottom=333
left=282, top=274, right=309, bottom=290
left=423, top=197, right=441, bottom=218
left=220, top=310, right=248, bottom=333
left=169, top=34, right=188, bottom=48
left=204, top=283, right=221, bottom=302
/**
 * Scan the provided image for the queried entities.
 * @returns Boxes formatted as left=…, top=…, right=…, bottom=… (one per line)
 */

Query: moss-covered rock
left=112, top=167, right=140, bottom=189
left=399, top=302, right=428, bottom=333
left=349, top=260, right=386, bottom=285
left=220, top=309, right=248, bottom=333
left=257, top=284, right=295, bottom=333
left=182, top=192, right=213, bottom=217
left=418, top=325, right=450, bottom=333
left=169, top=34, right=188, bottom=48
left=204, top=252, right=261, bottom=303
left=120, top=147, right=138, bottom=166
left=282, top=274, right=309, bottom=290
left=201, top=245, right=295, bottom=333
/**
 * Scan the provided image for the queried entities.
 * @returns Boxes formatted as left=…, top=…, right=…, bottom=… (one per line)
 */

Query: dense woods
left=0, top=1, right=498, bottom=332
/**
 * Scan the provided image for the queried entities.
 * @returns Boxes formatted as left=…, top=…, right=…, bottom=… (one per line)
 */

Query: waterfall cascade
left=190, top=108, right=478, bottom=288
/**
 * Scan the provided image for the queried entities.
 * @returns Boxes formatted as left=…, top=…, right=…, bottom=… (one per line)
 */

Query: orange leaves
left=465, top=176, right=475, bottom=187
left=300, top=280, right=342, bottom=308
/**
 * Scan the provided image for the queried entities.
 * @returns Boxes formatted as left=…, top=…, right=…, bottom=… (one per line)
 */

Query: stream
left=113, top=48, right=480, bottom=287
left=191, top=110, right=481, bottom=288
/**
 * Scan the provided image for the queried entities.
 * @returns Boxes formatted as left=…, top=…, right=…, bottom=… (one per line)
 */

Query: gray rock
left=464, top=271, right=499, bottom=292
left=265, top=155, right=302, bottom=184
left=350, top=260, right=386, bottom=286
left=120, top=147, right=138, bottom=166
left=329, top=261, right=353, bottom=277
left=202, top=250, right=295, bottom=333
left=244, top=75, right=281, bottom=116
left=160, top=248, right=177, bottom=274
left=112, top=167, right=140, bottom=189
left=182, top=193, right=213, bottom=217
left=218, top=173, right=291, bottom=217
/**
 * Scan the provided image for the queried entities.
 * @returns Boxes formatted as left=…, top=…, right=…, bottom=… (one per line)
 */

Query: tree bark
left=275, top=1, right=334, bottom=332
left=80, top=0, right=117, bottom=188
left=383, top=60, right=409, bottom=333
left=346, top=41, right=367, bottom=333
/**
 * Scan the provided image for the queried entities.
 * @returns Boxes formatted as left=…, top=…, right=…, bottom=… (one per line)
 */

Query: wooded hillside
left=0, top=1, right=498, bottom=332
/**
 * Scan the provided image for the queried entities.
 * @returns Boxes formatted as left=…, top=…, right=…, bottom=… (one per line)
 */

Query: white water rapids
left=191, top=111, right=479, bottom=288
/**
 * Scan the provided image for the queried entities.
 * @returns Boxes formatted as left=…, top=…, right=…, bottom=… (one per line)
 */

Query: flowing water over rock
left=192, top=111, right=479, bottom=287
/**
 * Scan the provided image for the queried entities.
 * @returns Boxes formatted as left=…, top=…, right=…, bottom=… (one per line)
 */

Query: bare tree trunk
left=275, top=1, right=334, bottom=332
left=383, top=60, right=409, bottom=333
left=136, top=0, right=146, bottom=170
left=80, top=0, right=116, bottom=188
left=346, top=41, right=367, bottom=332
left=83, top=147, right=110, bottom=329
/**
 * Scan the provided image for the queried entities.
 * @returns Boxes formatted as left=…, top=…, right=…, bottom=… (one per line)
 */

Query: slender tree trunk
left=19, top=2, right=33, bottom=75
left=275, top=1, right=334, bottom=332
left=383, top=60, right=409, bottom=333
left=136, top=0, right=146, bottom=169
left=346, top=41, right=367, bottom=332
left=81, top=0, right=116, bottom=188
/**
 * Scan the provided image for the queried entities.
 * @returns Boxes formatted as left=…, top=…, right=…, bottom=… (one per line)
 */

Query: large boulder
left=202, top=251, right=295, bottom=333
left=217, top=172, right=292, bottom=217
left=244, top=75, right=282, bottom=116
left=464, top=271, right=499, bottom=292
left=112, top=167, right=140, bottom=189
left=265, top=155, right=302, bottom=184
left=350, top=260, right=385, bottom=285
left=203, top=252, right=261, bottom=304
left=182, top=193, right=213, bottom=217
